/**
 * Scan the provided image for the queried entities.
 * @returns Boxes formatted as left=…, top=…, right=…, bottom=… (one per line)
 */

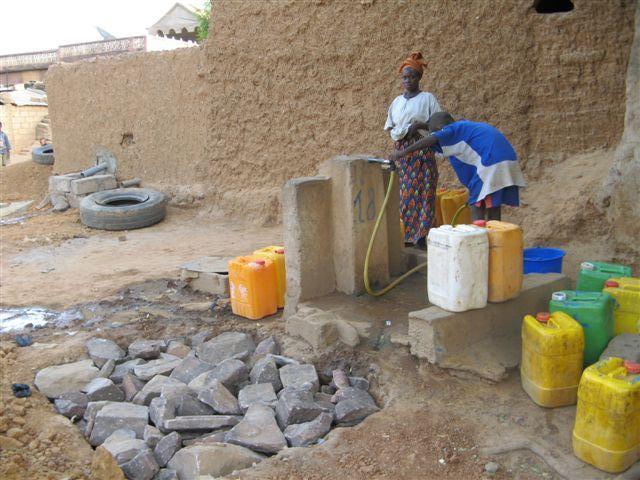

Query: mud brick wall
left=47, top=0, right=635, bottom=220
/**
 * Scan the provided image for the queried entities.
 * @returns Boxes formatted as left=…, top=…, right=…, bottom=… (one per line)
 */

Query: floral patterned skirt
left=395, top=138, right=438, bottom=244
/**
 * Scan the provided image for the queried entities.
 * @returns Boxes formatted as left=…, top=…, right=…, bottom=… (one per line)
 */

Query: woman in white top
left=385, top=52, right=441, bottom=248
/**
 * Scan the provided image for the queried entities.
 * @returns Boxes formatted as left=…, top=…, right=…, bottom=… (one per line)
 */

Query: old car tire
left=32, top=145, right=55, bottom=165
left=79, top=188, right=167, bottom=231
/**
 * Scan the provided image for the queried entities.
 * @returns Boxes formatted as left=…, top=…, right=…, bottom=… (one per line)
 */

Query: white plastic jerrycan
left=427, top=224, right=489, bottom=312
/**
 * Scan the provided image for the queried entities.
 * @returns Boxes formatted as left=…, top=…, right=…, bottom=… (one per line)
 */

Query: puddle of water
left=0, top=307, right=84, bottom=333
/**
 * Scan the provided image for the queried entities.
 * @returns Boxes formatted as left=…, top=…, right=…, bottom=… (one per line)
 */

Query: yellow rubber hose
left=450, top=202, right=470, bottom=227
left=364, top=170, right=427, bottom=297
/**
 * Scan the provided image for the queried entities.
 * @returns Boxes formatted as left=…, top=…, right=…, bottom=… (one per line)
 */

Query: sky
left=0, top=0, right=204, bottom=56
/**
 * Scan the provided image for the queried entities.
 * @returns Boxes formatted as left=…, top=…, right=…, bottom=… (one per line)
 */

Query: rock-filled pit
left=33, top=331, right=379, bottom=480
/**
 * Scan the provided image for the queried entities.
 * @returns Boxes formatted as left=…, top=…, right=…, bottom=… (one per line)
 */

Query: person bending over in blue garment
left=389, top=112, right=525, bottom=222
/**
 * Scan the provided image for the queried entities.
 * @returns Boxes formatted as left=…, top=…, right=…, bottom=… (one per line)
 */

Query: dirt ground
left=1, top=163, right=637, bottom=480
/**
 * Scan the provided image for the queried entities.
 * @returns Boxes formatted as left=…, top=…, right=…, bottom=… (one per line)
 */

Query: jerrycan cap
left=604, top=280, right=619, bottom=288
left=472, top=220, right=487, bottom=227
left=624, top=361, right=640, bottom=374
left=581, top=262, right=595, bottom=271
left=536, top=312, right=550, bottom=323
left=551, top=292, right=567, bottom=301
left=275, top=249, right=285, bottom=254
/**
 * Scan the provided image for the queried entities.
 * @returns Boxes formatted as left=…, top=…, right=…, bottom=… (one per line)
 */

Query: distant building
left=0, top=36, right=193, bottom=88
left=148, top=3, right=200, bottom=43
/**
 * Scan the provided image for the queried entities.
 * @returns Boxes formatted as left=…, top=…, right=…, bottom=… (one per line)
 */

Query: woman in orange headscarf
left=384, top=52, right=441, bottom=248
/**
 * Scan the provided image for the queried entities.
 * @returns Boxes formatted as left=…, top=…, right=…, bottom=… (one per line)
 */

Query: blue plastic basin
left=523, top=247, right=566, bottom=274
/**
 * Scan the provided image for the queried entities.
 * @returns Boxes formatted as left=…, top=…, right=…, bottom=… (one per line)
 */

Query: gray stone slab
left=54, top=391, right=88, bottom=418
left=167, top=444, right=264, bottom=479
left=163, top=415, right=242, bottom=432
left=334, top=394, right=379, bottom=426
left=408, top=273, right=571, bottom=382
left=249, top=356, right=282, bottom=392
left=169, top=357, right=215, bottom=384
left=275, top=387, right=325, bottom=429
left=123, top=373, right=146, bottom=402
left=197, top=380, right=241, bottom=415
left=134, top=357, right=182, bottom=381
left=111, top=358, right=145, bottom=383
left=143, top=425, right=164, bottom=449
left=89, top=402, right=149, bottom=446
left=154, top=431, right=181, bottom=467
left=284, top=411, right=333, bottom=447
left=120, top=449, right=160, bottom=480
left=348, top=376, right=370, bottom=391
left=133, top=375, right=185, bottom=406
left=86, top=338, right=125, bottom=368
left=129, top=340, right=165, bottom=360
left=103, top=438, right=149, bottom=465
left=253, top=336, right=280, bottom=358
left=196, top=332, right=255, bottom=365
left=238, top=383, right=277, bottom=413
left=153, top=468, right=178, bottom=480
left=99, top=359, right=116, bottom=378
left=34, top=359, right=100, bottom=398
left=225, top=404, right=287, bottom=455
left=279, top=363, right=319, bottom=392
left=188, top=358, right=248, bottom=393
left=83, top=377, right=124, bottom=402
left=149, top=397, right=176, bottom=433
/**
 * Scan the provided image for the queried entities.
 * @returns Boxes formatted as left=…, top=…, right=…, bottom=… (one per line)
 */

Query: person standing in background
left=0, top=121, right=11, bottom=166
left=384, top=52, right=441, bottom=248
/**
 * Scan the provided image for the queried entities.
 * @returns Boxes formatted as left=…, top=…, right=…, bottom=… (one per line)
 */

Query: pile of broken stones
left=33, top=332, right=379, bottom=480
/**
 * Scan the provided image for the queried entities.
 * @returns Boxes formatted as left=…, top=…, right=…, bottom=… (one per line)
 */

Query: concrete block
left=49, top=173, right=81, bottom=194
left=286, top=307, right=339, bottom=349
left=180, top=257, right=232, bottom=296
left=282, top=176, right=335, bottom=317
left=383, top=170, right=406, bottom=276
left=70, top=174, right=117, bottom=195
left=66, top=192, right=88, bottom=209
left=408, top=273, right=571, bottom=382
left=319, top=156, right=389, bottom=295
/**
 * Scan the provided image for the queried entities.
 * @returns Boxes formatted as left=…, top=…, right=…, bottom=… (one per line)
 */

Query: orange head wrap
left=398, top=52, right=427, bottom=75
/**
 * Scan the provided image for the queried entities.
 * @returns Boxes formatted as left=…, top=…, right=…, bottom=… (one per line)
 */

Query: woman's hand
left=406, top=121, right=428, bottom=138
left=389, top=150, right=404, bottom=162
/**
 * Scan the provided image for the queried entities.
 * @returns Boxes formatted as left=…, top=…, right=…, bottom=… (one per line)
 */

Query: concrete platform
left=408, top=273, right=570, bottom=382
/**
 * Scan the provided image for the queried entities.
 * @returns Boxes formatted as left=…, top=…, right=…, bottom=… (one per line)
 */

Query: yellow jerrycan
left=253, top=246, right=286, bottom=309
left=572, top=357, right=640, bottom=473
left=474, top=220, right=523, bottom=302
left=437, top=188, right=471, bottom=225
left=521, top=311, right=585, bottom=407
left=603, top=278, right=640, bottom=334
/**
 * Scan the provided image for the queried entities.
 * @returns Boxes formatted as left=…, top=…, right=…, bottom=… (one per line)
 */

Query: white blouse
left=384, top=91, right=441, bottom=142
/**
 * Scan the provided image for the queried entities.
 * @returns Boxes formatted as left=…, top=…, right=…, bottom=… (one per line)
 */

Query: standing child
left=389, top=112, right=525, bottom=221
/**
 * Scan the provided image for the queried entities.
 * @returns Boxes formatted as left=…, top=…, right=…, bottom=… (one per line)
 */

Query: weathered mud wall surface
left=47, top=48, right=208, bottom=202
left=48, top=1, right=635, bottom=234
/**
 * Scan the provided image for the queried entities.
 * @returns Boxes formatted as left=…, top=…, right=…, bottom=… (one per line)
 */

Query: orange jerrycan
left=253, top=246, right=286, bottom=309
left=440, top=188, right=471, bottom=225
left=521, top=311, right=584, bottom=407
left=474, top=220, right=523, bottom=302
left=228, top=256, right=278, bottom=320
